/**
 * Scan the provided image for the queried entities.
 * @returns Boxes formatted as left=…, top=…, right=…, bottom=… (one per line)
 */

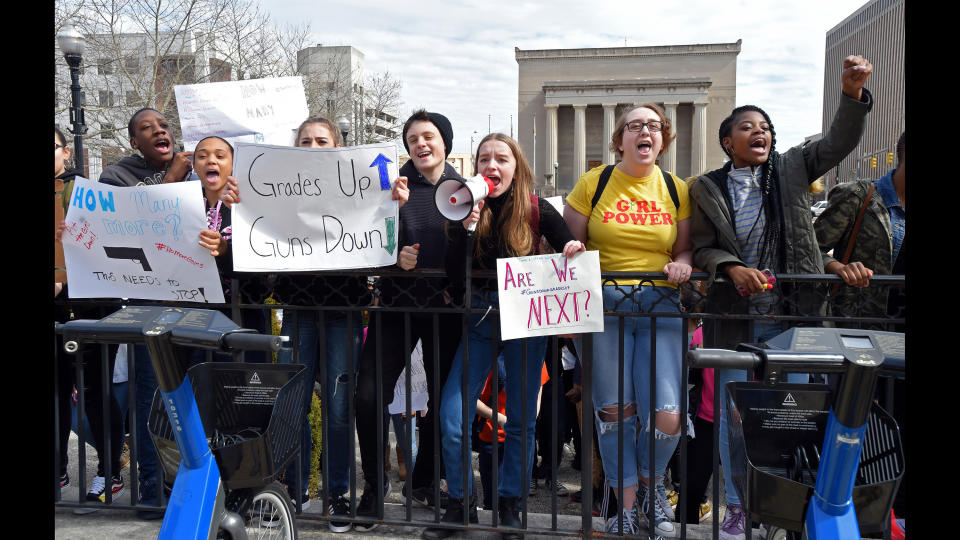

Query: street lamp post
left=469, top=130, right=479, bottom=172
left=338, top=115, right=351, bottom=146
left=57, top=24, right=87, bottom=175
left=553, top=161, right=559, bottom=196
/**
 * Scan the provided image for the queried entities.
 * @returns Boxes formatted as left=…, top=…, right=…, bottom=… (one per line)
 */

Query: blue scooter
left=687, top=327, right=904, bottom=540
left=59, top=305, right=305, bottom=540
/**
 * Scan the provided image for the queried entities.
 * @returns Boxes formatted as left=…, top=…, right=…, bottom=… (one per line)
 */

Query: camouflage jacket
left=689, top=89, right=872, bottom=349
left=814, top=176, right=893, bottom=322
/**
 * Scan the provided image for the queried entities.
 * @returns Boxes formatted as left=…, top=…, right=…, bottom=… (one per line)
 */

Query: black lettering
left=246, top=153, right=273, bottom=197
left=368, top=229, right=383, bottom=248
left=338, top=161, right=356, bottom=197
left=323, top=215, right=344, bottom=253
left=249, top=216, right=273, bottom=257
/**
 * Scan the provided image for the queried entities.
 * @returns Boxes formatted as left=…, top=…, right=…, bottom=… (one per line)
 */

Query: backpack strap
left=590, top=164, right=681, bottom=214
left=829, top=183, right=875, bottom=297
left=662, top=170, right=681, bottom=213
left=589, top=165, right=616, bottom=214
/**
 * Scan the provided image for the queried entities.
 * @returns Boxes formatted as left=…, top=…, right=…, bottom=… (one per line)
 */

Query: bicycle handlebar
left=686, top=349, right=761, bottom=370
left=220, top=332, right=287, bottom=353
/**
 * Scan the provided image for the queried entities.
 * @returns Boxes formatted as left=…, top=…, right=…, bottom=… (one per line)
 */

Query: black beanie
left=403, top=111, right=454, bottom=158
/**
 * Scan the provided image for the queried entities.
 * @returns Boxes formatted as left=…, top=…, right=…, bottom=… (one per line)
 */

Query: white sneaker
left=655, top=479, right=675, bottom=521
left=604, top=507, right=640, bottom=535
left=638, top=483, right=675, bottom=536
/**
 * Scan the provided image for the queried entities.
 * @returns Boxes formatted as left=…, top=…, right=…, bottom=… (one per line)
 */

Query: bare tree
left=353, top=69, right=403, bottom=146
left=55, top=0, right=226, bottom=169
left=55, top=0, right=401, bottom=176
left=296, top=49, right=403, bottom=146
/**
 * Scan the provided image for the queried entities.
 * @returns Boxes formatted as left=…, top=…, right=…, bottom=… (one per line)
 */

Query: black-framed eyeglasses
left=55, top=143, right=64, bottom=150
left=625, top=120, right=664, bottom=133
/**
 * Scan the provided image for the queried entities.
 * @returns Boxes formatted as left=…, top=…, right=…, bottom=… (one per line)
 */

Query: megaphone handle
left=465, top=202, right=480, bottom=232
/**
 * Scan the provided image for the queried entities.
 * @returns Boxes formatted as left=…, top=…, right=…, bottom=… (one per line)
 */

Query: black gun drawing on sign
left=104, top=246, right=152, bottom=271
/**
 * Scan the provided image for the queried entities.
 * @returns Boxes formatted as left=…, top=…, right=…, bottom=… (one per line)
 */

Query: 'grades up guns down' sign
left=496, top=251, right=604, bottom=341
left=230, top=142, right=400, bottom=271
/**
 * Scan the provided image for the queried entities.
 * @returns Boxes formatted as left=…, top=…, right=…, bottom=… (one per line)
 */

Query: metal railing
left=54, top=270, right=905, bottom=538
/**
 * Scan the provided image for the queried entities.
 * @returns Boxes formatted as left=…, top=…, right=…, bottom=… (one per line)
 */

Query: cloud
left=269, top=0, right=874, bottom=153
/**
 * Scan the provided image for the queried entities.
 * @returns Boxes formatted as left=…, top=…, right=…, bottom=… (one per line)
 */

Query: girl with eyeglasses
left=563, top=103, right=692, bottom=536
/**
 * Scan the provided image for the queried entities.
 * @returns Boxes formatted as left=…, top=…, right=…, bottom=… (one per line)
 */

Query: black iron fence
left=54, top=270, right=905, bottom=538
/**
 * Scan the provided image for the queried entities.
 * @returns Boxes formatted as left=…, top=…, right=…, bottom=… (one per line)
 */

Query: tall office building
left=822, top=0, right=905, bottom=190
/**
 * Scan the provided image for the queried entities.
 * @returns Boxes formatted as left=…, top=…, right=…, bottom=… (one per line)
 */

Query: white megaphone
left=433, top=174, right=497, bottom=232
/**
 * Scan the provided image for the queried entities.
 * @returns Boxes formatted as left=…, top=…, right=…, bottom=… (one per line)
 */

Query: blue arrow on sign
left=370, top=154, right=393, bottom=190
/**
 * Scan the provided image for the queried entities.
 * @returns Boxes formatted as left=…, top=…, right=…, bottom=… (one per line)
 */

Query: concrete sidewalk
left=55, top=501, right=734, bottom=539
left=53, top=430, right=757, bottom=539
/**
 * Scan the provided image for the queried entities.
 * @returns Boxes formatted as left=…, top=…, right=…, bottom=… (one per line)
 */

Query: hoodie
left=98, top=153, right=188, bottom=187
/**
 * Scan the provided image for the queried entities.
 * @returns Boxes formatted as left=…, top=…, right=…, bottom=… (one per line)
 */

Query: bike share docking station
left=689, top=327, right=904, bottom=540
left=59, top=306, right=305, bottom=540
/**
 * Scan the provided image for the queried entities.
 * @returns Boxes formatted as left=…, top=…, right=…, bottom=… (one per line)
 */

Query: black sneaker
left=86, top=474, right=125, bottom=503
left=422, top=496, right=478, bottom=540
left=355, top=480, right=392, bottom=532
left=409, top=484, right=450, bottom=510
left=328, top=494, right=352, bottom=533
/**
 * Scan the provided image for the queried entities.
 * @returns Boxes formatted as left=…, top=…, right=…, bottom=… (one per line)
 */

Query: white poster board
left=496, top=250, right=603, bottom=340
left=62, top=177, right=225, bottom=303
left=174, top=76, right=309, bottom=151
left=230, top=142, right=400, bottom=271
left=388, top=339, right=429, bottom=415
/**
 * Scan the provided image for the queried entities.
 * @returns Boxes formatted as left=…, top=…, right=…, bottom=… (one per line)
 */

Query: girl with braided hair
left=688, top=54, right=873, bottom=540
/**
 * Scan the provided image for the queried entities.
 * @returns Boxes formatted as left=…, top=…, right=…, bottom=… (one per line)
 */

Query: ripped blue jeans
left=590, top=284, right=684, bottom=489
left=278, top=310, right=362, bottom=497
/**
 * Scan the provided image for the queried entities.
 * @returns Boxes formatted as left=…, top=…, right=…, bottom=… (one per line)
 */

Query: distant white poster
left=388, top=339, right=429, bottom=415
left=62, top=177, right=225, bottom=303
left=544, top=196, right=564, bottom=216
left=231, top=142, right=400, bottom=271
left=174, top=76, right=309, bottom=151
left=496, top=251, right=603, bottom=341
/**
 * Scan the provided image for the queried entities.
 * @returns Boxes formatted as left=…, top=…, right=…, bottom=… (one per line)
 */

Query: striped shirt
left=727, top=165, right=775, bottom=314
left=727, top=165, right=766, bottom=268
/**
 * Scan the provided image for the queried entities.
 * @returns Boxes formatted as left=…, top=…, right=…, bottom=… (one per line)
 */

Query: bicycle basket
left=726, top=381, right=903, bottom=535
left=148, top=362, right=308, bottom=490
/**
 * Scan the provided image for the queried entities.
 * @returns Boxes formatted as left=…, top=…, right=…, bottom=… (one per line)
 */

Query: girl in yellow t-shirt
left=563, top=103, right=692, bottom=536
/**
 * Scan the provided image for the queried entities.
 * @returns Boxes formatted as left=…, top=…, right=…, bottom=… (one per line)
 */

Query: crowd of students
left=55, top=52, right=906, bottom=539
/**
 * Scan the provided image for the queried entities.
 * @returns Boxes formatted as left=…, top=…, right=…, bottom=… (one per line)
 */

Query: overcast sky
left=269, top=0, right=871, bottom=157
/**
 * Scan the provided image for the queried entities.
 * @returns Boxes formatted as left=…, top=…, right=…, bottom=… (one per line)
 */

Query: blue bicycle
left=687, top=327, right=904, bottom=540
left=58, top=305, right=307, bottom=540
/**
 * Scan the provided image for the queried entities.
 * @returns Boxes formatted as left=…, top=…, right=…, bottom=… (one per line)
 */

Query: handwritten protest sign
left=496, top=250, right=603, bottom=341
left=388, top=339, right=428, bottom=415
left=175, top=77, right=309, bottom=151
left=231, top=142, right=400, bottom=271
left=62, top=178, right=225, bottom=303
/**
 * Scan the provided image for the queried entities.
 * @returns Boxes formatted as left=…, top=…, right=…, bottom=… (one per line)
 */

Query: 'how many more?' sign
left=62, top=178, right=226, bottom=303
left=231, top=142, right=400, bottom=271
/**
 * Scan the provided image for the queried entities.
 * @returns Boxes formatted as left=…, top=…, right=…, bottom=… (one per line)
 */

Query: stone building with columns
left=516, top=41, right=741, bottom=194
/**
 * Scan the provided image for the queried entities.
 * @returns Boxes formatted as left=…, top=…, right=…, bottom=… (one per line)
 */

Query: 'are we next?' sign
left=61, top=178, right=226, bottom=303
left=231, top=142, right=400, bottom=271
left=496, top=251, right=604, bottom=341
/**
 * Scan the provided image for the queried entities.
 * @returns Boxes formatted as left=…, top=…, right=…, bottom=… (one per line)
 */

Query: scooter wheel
left=245, top=481, right=297, bottom=540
